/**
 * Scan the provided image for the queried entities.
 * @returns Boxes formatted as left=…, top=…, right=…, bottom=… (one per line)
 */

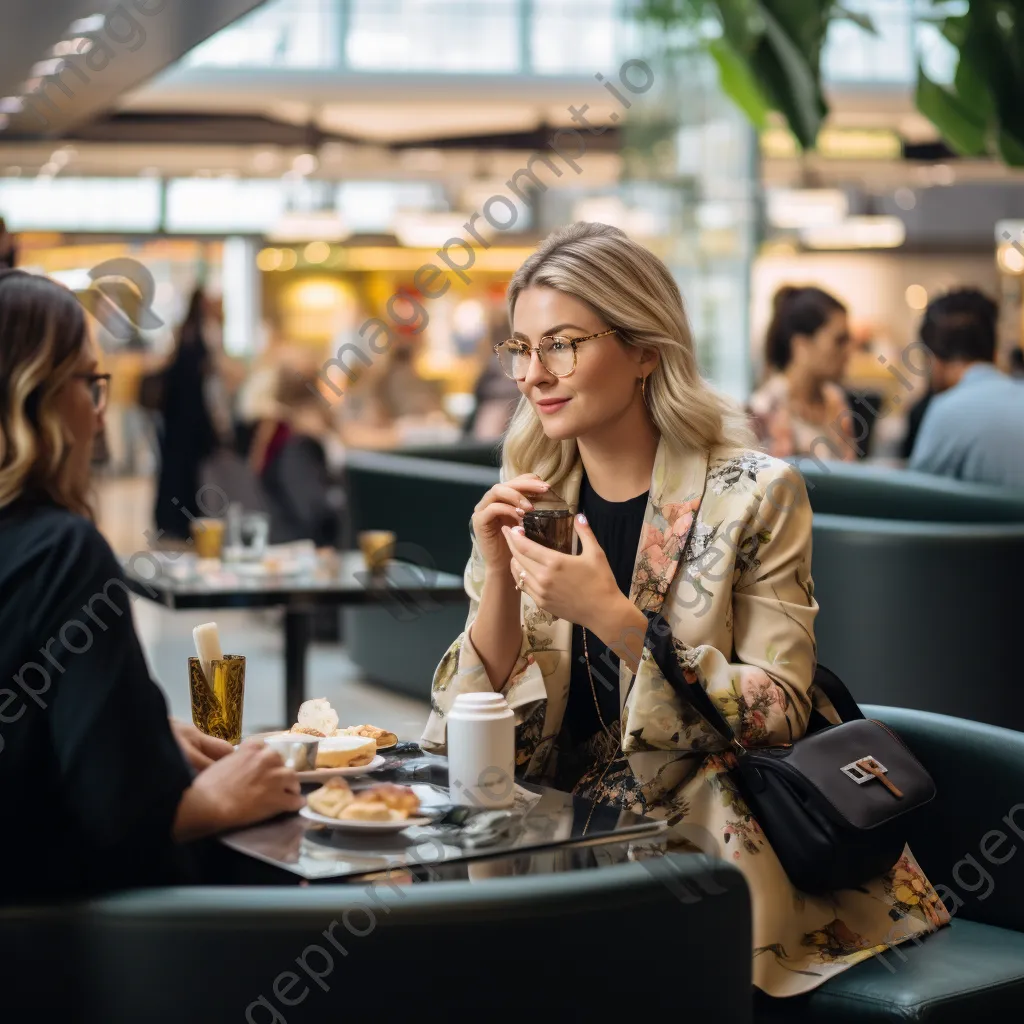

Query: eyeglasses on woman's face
left=72, top=373, right=111, bottom=413
left=493, top=329, right=618, bottom=381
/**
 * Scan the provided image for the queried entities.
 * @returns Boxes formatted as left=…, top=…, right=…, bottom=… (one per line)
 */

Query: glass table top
left=122, top=550, right=464, bottom=608
left=220, top=745, right=667, bottom=883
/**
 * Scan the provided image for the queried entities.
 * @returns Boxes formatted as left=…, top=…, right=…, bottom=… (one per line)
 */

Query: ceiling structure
left=0, top=0, right=267, bottom=138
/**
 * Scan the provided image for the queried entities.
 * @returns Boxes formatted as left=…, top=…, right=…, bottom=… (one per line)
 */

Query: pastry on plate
left=294, top=698, right=339, bottom=737
left=336, top=724, right=398, bottom=748
left=315, top=734, right=376, bottom=769
left=348, top=783, right=421, bottom=819
left=306, top=777, right=353, bottom=818
left=339, top=801, right=392, bottom=822
left=361, top=782, right=420, bottom=816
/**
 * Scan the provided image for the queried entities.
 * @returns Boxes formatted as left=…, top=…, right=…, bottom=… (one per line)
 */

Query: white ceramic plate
left=296, top=754, right=386, bottom=782
left=299, top=805, right=433, bottom=833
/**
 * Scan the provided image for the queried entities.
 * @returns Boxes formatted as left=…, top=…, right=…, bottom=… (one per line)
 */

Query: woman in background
left=749, top=286, right=856, bottom=461
left=154, top=287, right=221, bottom=538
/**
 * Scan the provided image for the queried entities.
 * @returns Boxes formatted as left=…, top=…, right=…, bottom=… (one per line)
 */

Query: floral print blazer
left=422, top=440, right=949, bottom=997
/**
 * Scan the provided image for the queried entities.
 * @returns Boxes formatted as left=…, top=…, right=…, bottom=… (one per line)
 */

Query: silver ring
left=516, top=570, right=527, bottom=592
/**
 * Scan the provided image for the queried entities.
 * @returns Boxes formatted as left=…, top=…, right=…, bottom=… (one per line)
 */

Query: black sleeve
left=37, top=522, right=194, bottom=888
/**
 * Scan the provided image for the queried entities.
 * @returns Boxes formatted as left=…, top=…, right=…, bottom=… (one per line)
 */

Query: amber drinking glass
left=188, top=655, right=246, bottom=744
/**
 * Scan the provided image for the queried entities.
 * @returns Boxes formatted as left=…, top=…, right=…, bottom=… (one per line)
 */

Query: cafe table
left=122, top=551, right=466, bottom=725
left=214, top=744, right=669, bottom=886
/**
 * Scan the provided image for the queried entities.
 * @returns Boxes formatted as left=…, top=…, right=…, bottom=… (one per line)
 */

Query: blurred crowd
left=7, top=234, right=1016, bottom=549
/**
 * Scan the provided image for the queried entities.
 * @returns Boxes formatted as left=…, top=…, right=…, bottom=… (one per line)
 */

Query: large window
left=183, top=0, right=340, bottom=69
left=822, top=0, right=958, bottom=85
left=346, top=0, right=520, bottom=72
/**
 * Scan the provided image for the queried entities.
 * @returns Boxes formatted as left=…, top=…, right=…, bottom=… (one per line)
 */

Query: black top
left=0, top=501, right=193, bottom=905
left=562, top=475, right=649, bottom=746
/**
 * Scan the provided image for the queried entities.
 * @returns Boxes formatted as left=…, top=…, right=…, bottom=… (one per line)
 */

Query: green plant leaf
left=997, top=128, right=1024, bottom=167
left=755, top=3, right=827, bottom=147
left=916, top=66, right=987, bottom=156
left=833, top=4, right=878, bottom=35
left=707, top=37, right=771, bottom=129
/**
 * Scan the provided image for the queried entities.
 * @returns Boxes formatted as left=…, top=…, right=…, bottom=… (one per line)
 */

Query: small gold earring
left=640, top=376, right=647, bottom=403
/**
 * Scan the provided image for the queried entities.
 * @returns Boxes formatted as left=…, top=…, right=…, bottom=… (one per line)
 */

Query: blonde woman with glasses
left=422, top=223, right=948, bottom=998
left=0, top=270, right=303, bottom=905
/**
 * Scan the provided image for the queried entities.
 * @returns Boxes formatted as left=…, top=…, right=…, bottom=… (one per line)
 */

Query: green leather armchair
left=811, top=515, right=1024, bottom=731
left=755, top=705, right=1024, bottom=1022
left=3, top=856, right=752, bottom=1022
left=342, top=450, right=499, bottom=697
left=789, top=458, right=1024, bottom=523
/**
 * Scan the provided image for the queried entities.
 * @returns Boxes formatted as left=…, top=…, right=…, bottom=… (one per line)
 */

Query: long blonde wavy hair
left=0, top=270, right=92, bottom=516
left=502, top=222, right=753, bottom=486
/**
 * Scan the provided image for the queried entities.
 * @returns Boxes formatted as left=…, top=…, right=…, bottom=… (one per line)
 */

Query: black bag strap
left=812, top=664, right=865, bottom=723
left=676, top=662, right=864, bottom=751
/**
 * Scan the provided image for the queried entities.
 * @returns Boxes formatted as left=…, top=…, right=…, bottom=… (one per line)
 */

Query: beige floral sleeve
left=420, top=527, right=548, bottom=753
left=622, top=463, right=818, bottom=754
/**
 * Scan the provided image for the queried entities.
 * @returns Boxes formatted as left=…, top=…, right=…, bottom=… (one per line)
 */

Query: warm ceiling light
left=800, top=216, right=906, bottom=250
left=256, top=248, right=283, bottom=272
left=69, top=15, right=107, bottom=34
left=30, top=59, right=66, bottom=78
left=292, top=153, right=319, bottom=176
left=278, top=249, right=298, bottom=271
left=998, top=244, right=1024, bottom=275
left=252, top=149, right=278, bottom=173
left=894, top=188, right=917, bottom=211
left=304, top=240, right=331, bottom=264
left=767, top=189, right=848, bottom=229
left=905, top=284, right=928, bottom=310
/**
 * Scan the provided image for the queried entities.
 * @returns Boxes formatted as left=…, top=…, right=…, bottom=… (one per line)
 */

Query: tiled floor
left=95, top=474, right=432, bottom=740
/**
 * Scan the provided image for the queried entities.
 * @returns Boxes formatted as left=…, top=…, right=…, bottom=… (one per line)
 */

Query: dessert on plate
left=306, top=779, right=422, bottom=821
left=312, top=733, right=376, bottom=768
left=291, top=699, right=399, bottom=763
left=336, top=723, right=398, bottom=748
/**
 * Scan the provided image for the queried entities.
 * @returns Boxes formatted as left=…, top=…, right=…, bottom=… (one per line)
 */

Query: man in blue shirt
left=910, top=288, right=1024, bottom=489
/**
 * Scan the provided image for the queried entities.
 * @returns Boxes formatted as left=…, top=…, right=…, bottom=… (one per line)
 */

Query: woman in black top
left=154, top=286, right=220, bottom=539
left=0, top=270, right=303, bottom=905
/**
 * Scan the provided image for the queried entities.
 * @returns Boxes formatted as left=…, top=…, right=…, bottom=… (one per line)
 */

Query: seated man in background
left=910, top=288, right=1024, bottom=488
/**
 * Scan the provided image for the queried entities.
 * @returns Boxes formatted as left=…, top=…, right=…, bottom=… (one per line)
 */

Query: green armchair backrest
left=812, top=516, right=1024, bottom=730
left=789, top=458, right=1024, bottom=523
left=2, top=856, right=752, bottom=1021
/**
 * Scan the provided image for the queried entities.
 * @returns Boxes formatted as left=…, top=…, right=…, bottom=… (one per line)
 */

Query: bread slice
left=306, top=777, right=353, bottom=818
left=315, top=734, right=376, bottom=768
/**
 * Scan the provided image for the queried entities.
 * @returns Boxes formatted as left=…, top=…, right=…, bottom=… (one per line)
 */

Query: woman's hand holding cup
left=471, top=474, right=551, bottom=574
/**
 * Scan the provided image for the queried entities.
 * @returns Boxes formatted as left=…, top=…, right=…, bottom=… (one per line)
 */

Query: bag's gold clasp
left=841, top=756, right=904, bottom=798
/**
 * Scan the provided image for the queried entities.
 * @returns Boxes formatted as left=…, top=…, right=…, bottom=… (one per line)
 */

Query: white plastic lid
left=453, top=692, right=509, bottom=709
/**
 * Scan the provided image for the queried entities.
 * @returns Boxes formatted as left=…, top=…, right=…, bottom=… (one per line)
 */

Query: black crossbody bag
left=682, top=664, right=936, bottom=893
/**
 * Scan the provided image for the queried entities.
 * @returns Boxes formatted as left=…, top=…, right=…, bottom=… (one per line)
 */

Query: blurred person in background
left=260, top=371, right=346, bottom=547
left=0, top=216, right=17, bottom=269
left=154, top=287, right=222, bottom=538
left=910, top=288, right=1024, bottom=487
left=749, top=286, right=856, bottom=461
left=342, top=334, right=451, bottom=448
left=0, top=271, right=303, bottom=903
left=462, top=309, right=522, bottom=441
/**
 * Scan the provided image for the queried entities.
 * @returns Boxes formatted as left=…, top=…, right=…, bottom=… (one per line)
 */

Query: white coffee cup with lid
left=446, top=692, right=516, bottom=808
